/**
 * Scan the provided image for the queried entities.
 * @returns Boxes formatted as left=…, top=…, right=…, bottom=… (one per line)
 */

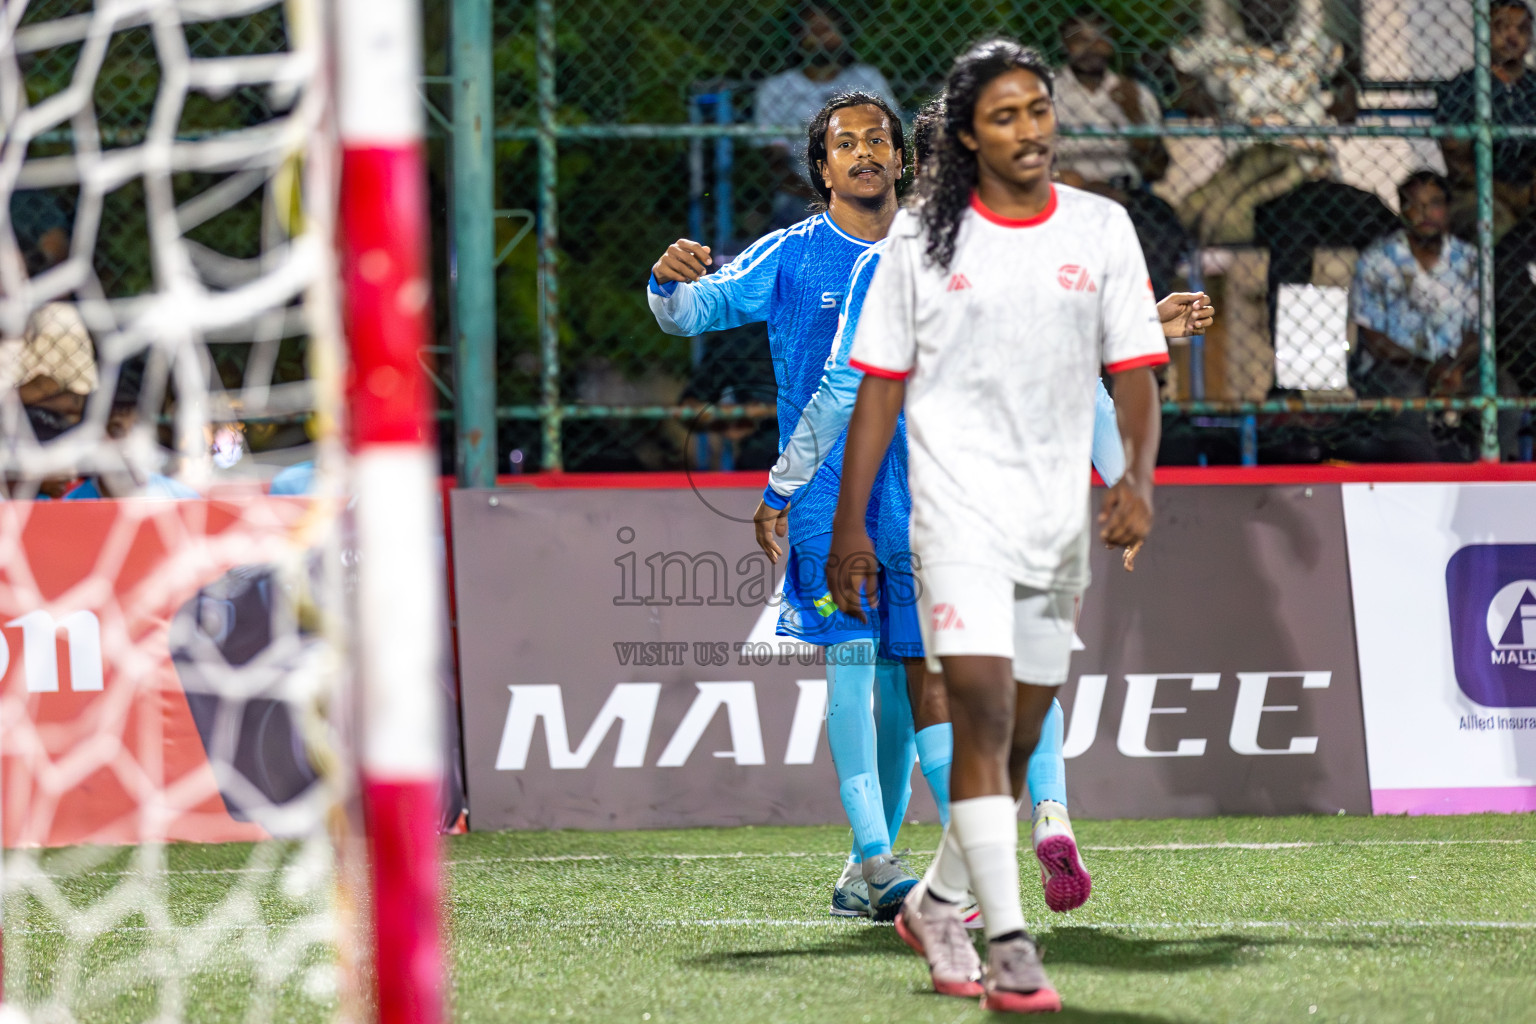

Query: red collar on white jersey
left=969, top=186, right=1057, bottom=228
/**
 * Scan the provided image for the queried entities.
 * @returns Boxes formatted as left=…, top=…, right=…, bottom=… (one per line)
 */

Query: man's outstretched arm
left=646, top=232, right=782, bottom=337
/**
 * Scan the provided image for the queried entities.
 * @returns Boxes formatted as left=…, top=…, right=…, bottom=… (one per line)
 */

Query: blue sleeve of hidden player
left=1091, top=376, right=1125, bottom=487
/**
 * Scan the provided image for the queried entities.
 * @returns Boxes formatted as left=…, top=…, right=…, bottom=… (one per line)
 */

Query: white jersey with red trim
left=848, top=185, right=1168, bottom=591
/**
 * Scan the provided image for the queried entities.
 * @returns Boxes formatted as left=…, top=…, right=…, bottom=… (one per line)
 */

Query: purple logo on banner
left=1446, top=544, right=1536, bottom=707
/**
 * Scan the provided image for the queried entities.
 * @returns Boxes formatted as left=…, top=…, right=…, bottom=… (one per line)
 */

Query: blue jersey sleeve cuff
left=761, top=485, right=791, bottom=510
left=647, top=273, right=678, bottom=297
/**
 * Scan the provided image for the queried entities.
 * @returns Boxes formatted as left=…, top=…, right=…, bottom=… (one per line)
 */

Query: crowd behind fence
left=9, top=1, right=1536, bottom=482
left=466, top=0, right=1536, bottom=476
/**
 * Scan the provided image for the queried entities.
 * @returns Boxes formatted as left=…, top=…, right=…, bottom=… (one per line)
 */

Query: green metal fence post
left=536, top=0, right=563, bottom=470
left=1474, top=0, right=1499, bottom=462
left=450, top=0, right=498, bottom=486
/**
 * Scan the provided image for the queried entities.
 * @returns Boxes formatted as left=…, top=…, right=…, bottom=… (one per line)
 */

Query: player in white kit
left=828, top=39, right=1167, bottom=1013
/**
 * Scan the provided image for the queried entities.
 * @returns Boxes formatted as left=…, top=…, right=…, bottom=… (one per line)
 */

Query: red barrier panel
left=489, top=463, right=1536, bottom=492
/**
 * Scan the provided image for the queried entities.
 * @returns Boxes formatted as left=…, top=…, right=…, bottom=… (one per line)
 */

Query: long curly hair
left=916, top=39, right=1054, bottom=270
left=910, top=95, right=944, bottom=175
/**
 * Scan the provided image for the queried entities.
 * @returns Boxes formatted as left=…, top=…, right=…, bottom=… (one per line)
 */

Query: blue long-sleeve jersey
left=766, top=242, right=1128, bottom=568
left=647, top=212, right=878, bottom=542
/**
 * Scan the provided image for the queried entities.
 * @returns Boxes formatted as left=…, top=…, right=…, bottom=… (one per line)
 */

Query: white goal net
left=0, top=0, right=443, bottom=1020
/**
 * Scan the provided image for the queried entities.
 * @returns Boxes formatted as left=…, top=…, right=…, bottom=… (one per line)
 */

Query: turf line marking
left=15, top=917, right=1535, bottom=936
left=4, top=922, right=309, bottom=936
left=452, top=851, right=849, bottom=866
left=1077, top=920, right=1536, bottom=931
left=503, top=918, right=1536, bottom=931
left=451, top=837, right=1536, bottom=867
left=1085, top=839, right=1536, bottom=852
left=26, top=838, right=1534, bottom=879
left=15, top=866, right=309, bottom=879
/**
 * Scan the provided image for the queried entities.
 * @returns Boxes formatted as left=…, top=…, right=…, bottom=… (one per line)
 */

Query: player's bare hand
left=827, top=521, right=878, bottom=623
left=1157, top=291, right=1214, bottom=338
left=753, top=498, right=790, bottom=563
left=1100, top=475, right=1153, bottom=552
left=652, top=239, right=713, bottom=285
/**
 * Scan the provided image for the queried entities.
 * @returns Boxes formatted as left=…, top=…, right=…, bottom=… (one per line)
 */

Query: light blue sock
left=1026, top=697, right=1068, bottom=810
left=875, top=661, right=916, bottom=849
left=914, top=723, right=952, bottom=828
left=826, top=640, right=889, bottom=860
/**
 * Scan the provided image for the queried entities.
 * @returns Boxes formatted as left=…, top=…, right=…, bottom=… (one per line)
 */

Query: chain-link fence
left=464, top=0, right=1536, bottom=472
left=13, top=2, right=1536, bottom=474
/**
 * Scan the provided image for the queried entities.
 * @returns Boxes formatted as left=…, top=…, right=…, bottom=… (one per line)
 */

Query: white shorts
left=917, top=562, right=1081, bottom=685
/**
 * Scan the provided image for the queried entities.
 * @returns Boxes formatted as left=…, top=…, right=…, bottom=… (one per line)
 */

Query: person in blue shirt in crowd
left=647, top=91, right=931, bottom=919
left=752, top=97, right=1214, bottom=924
left=269, top=460, right=316, bottom=496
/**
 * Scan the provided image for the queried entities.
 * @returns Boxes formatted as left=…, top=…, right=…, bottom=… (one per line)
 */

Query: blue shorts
left=777, top=531, right=924, bottom=661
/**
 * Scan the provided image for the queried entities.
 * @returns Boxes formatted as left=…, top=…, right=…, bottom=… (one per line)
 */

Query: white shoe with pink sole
left=1031, top=799, right=1092, bottom=913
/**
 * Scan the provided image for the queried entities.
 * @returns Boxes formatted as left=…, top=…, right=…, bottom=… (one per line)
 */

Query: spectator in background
left=1, top=212, right=94, bottom=496
left=1495, top=195, right=1536, bottom=401
left=1170, top=0, right=1356, bottom=246
left=270, top=460, right=316, bottom=496
left=754, top=3, right=900, bottom=228
left=10, top=189, right=71, bottom=277
left=0, top=302, right=97, bottom=426
left=63, top=358, right=198, bottom=500
left=1, top=203, right=94, bottom=429
left=1349, top=170, right=1521, bottom=459
left=1051, top=7, right=1188, bottom=296
left=1167, top=0, right=1357, bottom=401
left=1437, top=0, right=1536, bottom=243
left=1351, top=171, right=1477, bottom=398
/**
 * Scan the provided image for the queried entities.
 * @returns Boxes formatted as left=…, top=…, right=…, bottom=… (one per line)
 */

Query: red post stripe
left=341, top=142, right=445, bottom=1024
left=341, top=145, right=435, bottom=448
left=364, top=779, right=444, bottom=1024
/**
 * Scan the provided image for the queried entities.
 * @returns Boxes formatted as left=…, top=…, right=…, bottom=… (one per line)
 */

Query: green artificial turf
left=7, top=814, right=1536, bottom=1023
left=449, top=815, right=1536, bottom=1024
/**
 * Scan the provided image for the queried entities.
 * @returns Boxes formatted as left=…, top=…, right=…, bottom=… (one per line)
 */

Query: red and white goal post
left=0, top=0, right=447, bottom=1019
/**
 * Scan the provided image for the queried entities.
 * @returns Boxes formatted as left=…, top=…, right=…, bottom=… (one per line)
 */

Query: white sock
left=951, top=795, right=1026, bottom=940
left=923, top=821, right=972, bottom=904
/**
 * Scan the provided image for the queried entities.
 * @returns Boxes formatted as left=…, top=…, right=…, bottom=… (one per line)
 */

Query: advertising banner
left=0, top=498, right=309, bottom=847
left=1066, top=484, right=1371, bottom=818
left=0, top=495, right=470, bottom=849
left=454, top=482, right=1371, bottom=831
left=1342, top=482, right=1536, bottom=814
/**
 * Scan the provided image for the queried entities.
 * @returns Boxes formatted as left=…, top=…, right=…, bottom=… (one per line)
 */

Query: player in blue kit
left=647, top=92, right=928, bottom=919
left=757, top=97, right=1214, bottom=924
